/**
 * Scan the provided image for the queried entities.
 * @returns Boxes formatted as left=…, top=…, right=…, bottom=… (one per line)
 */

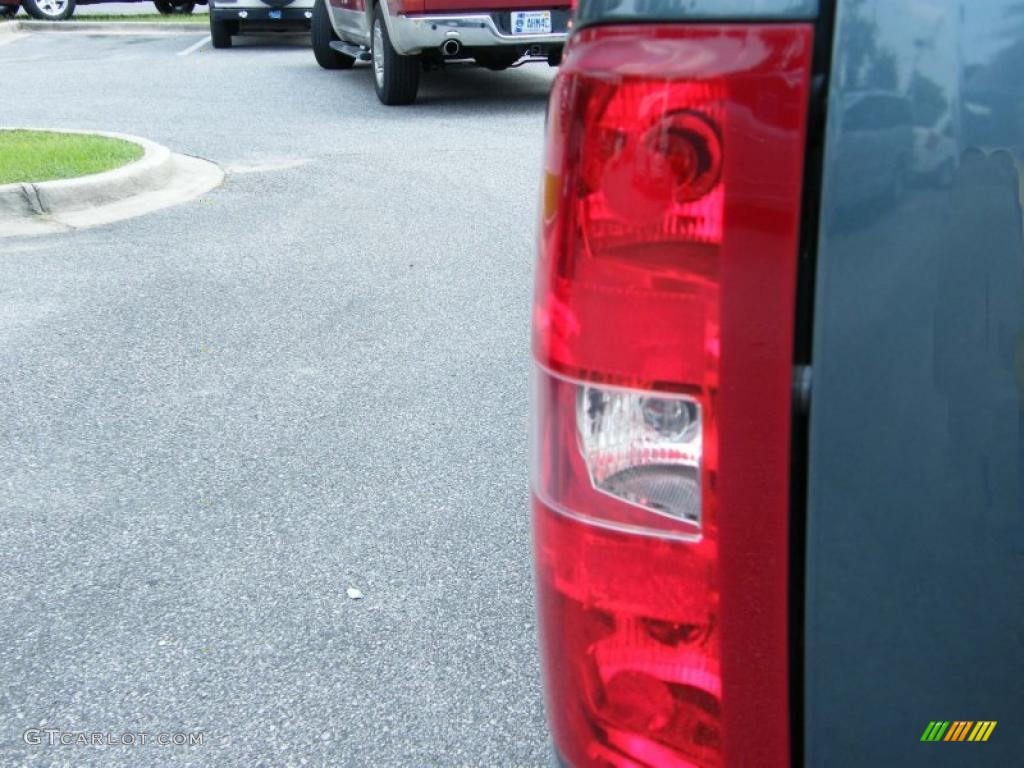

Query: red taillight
left=532, top=24, right=812, bottom=768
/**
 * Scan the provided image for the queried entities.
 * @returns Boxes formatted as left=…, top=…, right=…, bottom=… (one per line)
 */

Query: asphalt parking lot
left=0, top=27, right=556, bottom=767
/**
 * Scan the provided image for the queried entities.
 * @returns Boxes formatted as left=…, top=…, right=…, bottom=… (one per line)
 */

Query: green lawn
left=0, top=129, right=144, bottom=185
left=70, top=13, right=206, bottom=22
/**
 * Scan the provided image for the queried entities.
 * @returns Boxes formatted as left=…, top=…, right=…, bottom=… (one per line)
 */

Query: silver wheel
left=35, top=0, right=68, bottom=16
left=371, top=3, right=418, bottom=105
left=373, top=19, right=385, bottom=90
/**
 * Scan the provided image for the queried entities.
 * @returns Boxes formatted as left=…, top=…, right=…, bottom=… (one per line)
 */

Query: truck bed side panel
left=805, top=0, right=1024, bottom=764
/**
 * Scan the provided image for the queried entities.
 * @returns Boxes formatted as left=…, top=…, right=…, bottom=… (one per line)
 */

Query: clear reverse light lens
left=576, top=385, right=702, bottom=530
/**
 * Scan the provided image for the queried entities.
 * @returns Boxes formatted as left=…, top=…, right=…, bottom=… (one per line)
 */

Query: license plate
left=511, top=10, right=551, bottom=35
left=269, top=9, right=282, bottom=18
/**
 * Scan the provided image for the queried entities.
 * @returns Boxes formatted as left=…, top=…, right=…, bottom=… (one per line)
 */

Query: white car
left=209, top=0, right=315, bottom=48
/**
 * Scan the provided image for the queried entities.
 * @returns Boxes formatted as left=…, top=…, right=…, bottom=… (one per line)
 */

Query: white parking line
left=177, top=35, right=211, bottom=57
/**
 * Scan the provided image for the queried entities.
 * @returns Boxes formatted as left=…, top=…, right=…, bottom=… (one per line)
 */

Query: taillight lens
left=532, top=24, right=812, bottom=768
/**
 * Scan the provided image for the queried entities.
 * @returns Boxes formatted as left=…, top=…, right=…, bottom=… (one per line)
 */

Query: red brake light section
left=532, top=24, right=812, bottom=768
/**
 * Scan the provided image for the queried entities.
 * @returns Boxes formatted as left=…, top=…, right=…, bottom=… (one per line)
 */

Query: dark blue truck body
left=806, top=1, right=1023, bottom=765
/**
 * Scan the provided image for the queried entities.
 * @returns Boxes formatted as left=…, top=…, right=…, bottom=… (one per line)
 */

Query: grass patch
left=70, top=13, right=206, bottom=22
left=0, top=129, right=144, bottom=185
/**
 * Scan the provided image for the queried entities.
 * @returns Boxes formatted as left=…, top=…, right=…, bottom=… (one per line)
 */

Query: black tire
left=371, top=4, right=419, bottom=105
left=154, top=0, right=196, bottom=13
left=312, top=0, right=354, bottom=70
left=21, top=0, right=74, bottom=20
left=210, top=12, right=235, bottom=49
left=0, top=4, right=18, bottom=18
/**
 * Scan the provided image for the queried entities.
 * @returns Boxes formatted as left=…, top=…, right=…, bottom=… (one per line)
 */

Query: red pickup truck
left=310, top=0, right=569, bottom=104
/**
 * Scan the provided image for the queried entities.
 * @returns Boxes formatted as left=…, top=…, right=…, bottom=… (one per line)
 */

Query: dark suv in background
left=530, top=0, right=1023, bottom=766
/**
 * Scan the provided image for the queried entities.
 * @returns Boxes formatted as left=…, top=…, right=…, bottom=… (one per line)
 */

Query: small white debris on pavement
left=346, top=587, right=364, bottom=600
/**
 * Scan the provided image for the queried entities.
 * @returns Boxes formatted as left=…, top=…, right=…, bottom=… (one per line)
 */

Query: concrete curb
left=0, top=130, right=172, bottom=217
left=3, top=19, right=207, bottom=34
left=0, top=129, right=223, bottom=236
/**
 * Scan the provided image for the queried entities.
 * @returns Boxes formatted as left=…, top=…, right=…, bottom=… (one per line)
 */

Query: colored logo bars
left=921, top=721, right=997, bottom=742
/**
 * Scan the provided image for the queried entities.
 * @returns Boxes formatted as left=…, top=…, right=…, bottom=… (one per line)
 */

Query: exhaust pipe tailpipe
left=441, top=39, right=461, bottom=57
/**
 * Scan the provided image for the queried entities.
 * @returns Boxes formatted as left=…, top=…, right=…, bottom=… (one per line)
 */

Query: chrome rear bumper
left=388, top=12, right=567, bottom=55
